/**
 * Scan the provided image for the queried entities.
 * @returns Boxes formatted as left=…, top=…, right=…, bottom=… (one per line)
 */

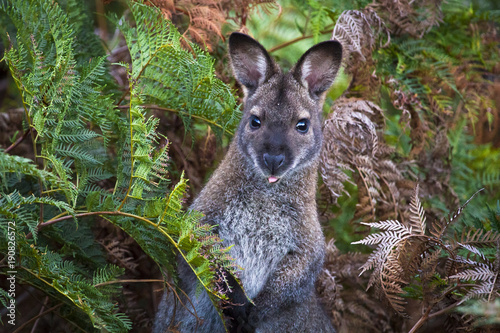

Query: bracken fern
left=0, top=0, right=240, bottom=331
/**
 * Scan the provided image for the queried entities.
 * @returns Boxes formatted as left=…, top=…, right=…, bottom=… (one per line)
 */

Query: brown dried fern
left=320, top=97, right=413, bottom=223
left=317, top=240, right=399, bottom=333
left=409, top=184, right=426, bottom=235
left=370, top=0, right=442, bottom=38
left=450, top=240, right=500, bottom=304
left=142, top=0, right=277, bottom=51
left=332, top=9, right=389, bottom=64
left=429, top=189, right=484, bottom=241
left=352, top=185, right=500, bottom=332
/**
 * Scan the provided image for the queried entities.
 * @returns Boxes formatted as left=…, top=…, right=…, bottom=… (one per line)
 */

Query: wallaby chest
left=217, top=186, right=304, bottom=298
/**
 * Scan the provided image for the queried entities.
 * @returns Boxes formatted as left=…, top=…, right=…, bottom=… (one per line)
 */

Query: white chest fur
left=218, top=191, right=299, bottom=299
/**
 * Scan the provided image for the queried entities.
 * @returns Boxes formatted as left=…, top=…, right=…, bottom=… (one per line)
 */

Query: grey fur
left=154, top=33, right=342, bottom=333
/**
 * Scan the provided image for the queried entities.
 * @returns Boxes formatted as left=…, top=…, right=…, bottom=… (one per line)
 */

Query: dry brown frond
left=332, top=9, right=389, bottom=71
left=352, top=184, right=499, bottom=330
left=318, top=239, right=400, bottom=332
left=369, top=0, right=442, bottom=38
left=449, top=241, right=500, bottom=304
left=408, top=184, right=426, bottom=235
left=142, top=0, right=277, bottom=51
left=100, top=239, right=140, bottom=273
left=320, top=97, right=419, bottom=224
left=459, top=229, right=500, bottom=248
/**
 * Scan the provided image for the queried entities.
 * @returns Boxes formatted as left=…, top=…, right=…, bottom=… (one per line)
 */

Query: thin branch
left=95, top=278, right=164, bottom=287
left=30, top=296, right=49, bottom=333
left=116, top=87, right=130, bottom=107
left=428, top=300, right=463, bottom=319
left=408, top=305, right=432, bottom=333
left=268, top=26, right=334, bottom=53
left=4, top=128, right=32, bottom=153
left=116, top=104, right=234, bottom=136
left=12, top=303, right=63, bottom=333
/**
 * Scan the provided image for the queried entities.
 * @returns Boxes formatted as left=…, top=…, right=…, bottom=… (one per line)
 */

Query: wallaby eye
left=296, top=119, right=309, bottom=133
left=250, top=115, right=261, bottom=129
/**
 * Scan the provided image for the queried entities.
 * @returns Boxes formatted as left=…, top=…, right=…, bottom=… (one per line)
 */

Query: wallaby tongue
left=268, top=176, right=278, bottom=183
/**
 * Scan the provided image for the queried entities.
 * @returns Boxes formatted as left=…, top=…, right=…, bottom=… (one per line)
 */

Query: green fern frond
left=308, top=0, right=332, bottom=43
left=115, top=1, right=240, bottom=138
left=0, top=190, right=75, bottom=242
left=19, top=243, right=132, bottom=331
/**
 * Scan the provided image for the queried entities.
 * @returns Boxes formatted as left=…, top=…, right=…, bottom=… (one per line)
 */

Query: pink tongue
left=268, top=176, right=278, bottom=183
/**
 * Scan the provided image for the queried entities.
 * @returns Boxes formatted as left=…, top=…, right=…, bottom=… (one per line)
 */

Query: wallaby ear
left=229, top=32, right=276, bottom=96
left=293, top=40, right=342, bottom=98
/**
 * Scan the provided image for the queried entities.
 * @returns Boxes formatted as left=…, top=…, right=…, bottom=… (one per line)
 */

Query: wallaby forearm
left=254, top=238, right=324, bottom=308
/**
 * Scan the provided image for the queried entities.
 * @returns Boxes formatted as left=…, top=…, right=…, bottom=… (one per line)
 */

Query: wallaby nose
left=263, top=153, right=285, bottom=174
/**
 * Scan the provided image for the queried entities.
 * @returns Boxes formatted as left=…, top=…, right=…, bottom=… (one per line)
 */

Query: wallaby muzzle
left=263, top=152, right=285, bottom=174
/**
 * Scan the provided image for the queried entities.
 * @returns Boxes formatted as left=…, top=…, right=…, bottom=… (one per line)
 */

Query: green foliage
left=0, top=0, right=240, bottom=331
left=116, top=2, right=240, bottom=138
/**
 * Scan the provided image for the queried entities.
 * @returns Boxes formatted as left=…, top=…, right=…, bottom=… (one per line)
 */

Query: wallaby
left=154, top=32, right=342, bottom=333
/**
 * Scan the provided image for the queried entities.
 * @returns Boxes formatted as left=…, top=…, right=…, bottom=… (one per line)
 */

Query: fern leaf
left=430, top=189, right=483, bottom=240
left=408, top=184, right=426, bottom=235
left=461, top=229, right=500, bottom=247
left=359, top=220, right=411, bottom=232
left=450, top=267, right=496, bottom=281
left=116, top=2, right=240, bottom=138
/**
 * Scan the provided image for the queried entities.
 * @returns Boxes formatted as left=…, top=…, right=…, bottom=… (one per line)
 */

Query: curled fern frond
left=320, top=97, right=410, bottom=222
left=332, top=9, right=389, bottom=63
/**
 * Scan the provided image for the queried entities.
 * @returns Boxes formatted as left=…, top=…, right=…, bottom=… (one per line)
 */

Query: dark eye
left=250, top=115, right=261, bottom=129
left=296, top=119, right=309, bottom=133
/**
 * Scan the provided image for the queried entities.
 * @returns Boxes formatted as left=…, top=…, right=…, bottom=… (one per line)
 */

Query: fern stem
left=41, top=189, right=65, bottom=195
left=27, top=211, right=145, bottom=236
left=27, top=210, right=228, bottom=301
left=11, top=303, right=63, bottom=333
left=163, top=279, right=203, bottom=326
left=353, top=162, right=376, bottom=218
left=408, top=305, right=432, bottom=333
left=4, top=128, right=32, bottom=154
left=414, top=283, right=478, bottom=325
left=30, top=296, right=49, bottom=333
left=116, top=87, right=130, bottom=107
left=380, top=175, right=399, bottom=220
left=94, top=278, right=164, bottom=287
left=116, top=104, right=234, bottom=136
left=427, top=300, right=462, bottom=319
left=268, top=25, right=334, bottom=53
left=488, top=271, right=498, bottom=302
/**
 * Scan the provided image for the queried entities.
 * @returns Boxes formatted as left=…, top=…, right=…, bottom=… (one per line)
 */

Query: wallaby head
left=229, top=32, right=342, bottom=184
